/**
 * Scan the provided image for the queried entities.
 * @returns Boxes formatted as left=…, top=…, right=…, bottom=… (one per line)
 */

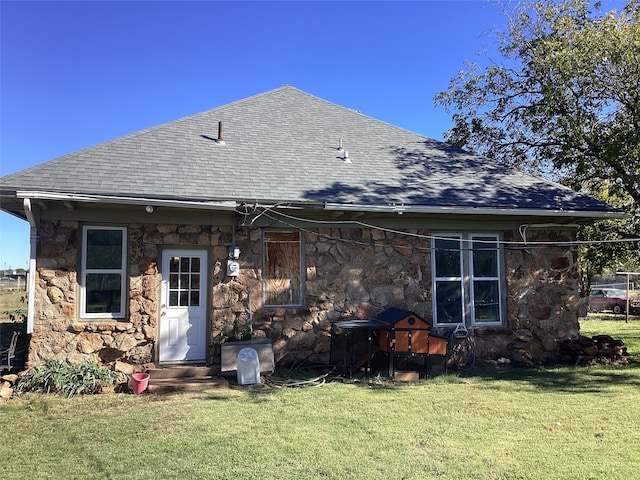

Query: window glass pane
left=86, top=229, right=123, bottom=269
left=473, top=237, right=498, bottom=277
left=190, top=291, right=200, bottom=307
left=169, top=291, right=178, bottom=307
left=180, top=257, right=190, bottom=272
left=264, top=231, right=302, bottom=305
left=169, top=257, right=179, bottom=272
left=474, top=280, right=500, bottom=323
left=435, top=280, right=463, bottom=324
left=179, top=291, right=189, bottom=306
left=86, top=273, right=122, bottom=313
left=166, top=255, right=204, bottom=307
left=435, top=238, right=461, bottom=277
left=191, top=257, right=200, bottom=273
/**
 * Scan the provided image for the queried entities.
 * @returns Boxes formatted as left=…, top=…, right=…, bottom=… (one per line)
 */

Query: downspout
left=23, top=198, right=37, bottom=334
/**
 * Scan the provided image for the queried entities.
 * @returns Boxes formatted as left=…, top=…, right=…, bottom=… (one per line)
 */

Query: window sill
left=71, top=320, right=133, bottom=333
left=258, top=306, right=311, bottom=316
left=430, top=325, right=511, bottom=336
left=469, top=326, right=512, bottom=335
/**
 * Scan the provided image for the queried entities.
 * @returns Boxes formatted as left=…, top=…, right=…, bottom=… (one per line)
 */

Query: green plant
left=214, top=319, right=253, bottom=345
left=210, top=319, right=254, bottom=361
left=15, top=360, right=124, bottom=398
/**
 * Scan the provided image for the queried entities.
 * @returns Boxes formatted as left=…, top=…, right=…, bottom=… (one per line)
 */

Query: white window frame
left=468, top=234, right=503, bottom=326
left=432, top=234, right=465, bottom=326
left=80, top=226, right=127, bottom=319
left=432, top=233, right=504, bottom=327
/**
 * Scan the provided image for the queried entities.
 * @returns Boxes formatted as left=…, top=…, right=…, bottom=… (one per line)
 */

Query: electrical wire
left=234, top=204, right=640, bottom=252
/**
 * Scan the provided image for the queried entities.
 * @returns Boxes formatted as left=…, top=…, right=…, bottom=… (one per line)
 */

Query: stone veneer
left=27, top=221, right=580, bottom=370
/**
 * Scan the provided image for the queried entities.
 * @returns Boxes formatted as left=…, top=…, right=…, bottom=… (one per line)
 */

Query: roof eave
left=323, top=202, right=627, bottom=220
left=15, top=191, right=238, bottom=211
left=9, top=191, right=626, bottom=221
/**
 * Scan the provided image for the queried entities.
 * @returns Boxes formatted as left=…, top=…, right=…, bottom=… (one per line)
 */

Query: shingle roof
left=0, top=85, right=617, bottom=213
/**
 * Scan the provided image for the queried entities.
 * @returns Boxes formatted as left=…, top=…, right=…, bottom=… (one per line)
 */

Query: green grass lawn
left=581, top=312, right=640, bottom=362
left=2, top=317, right=640, bottom=479
left=0, top=290, right=27, bottom=326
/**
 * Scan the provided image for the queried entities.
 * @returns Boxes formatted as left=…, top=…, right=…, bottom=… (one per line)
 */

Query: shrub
left=15, top=360, right=124, bottom=398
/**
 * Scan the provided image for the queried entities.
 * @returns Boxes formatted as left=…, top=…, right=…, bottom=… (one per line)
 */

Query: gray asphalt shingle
left=0, top=85, right=615, bottom=212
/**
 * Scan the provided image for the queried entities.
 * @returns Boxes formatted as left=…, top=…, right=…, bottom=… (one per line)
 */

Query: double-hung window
left=81, top=226, right=127, bottom=319
left=432, top=233, right=503, bottom=327
left=263, top=231, right=304, bottom=307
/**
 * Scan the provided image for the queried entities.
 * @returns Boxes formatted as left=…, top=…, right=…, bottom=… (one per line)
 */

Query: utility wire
left=235, top=205, right=640, bottom=251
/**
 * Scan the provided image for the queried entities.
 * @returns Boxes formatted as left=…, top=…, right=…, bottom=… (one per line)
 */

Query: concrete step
left=147, top=365, right=218, bottom=379
left=141, top=365, right=228, bottom=394
left=147, top=375, right=229, bottom=394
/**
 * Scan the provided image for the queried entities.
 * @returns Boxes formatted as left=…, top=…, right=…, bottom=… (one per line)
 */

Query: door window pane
left=179, top=291, right=189, bottom=306
left=167, top=255, right=204, bottom=307
left=169, top=291, right=178, bottom=307
left=191, top=257, right=200, bottom=273
left=169, top=257, right=179, bottom=272
left=180, top=257, right=190, bottom=272
left=190, top=291, right=200, bottom=307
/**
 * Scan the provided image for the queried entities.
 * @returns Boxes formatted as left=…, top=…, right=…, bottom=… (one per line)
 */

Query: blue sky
left=0, top=0, right=509, bottom=270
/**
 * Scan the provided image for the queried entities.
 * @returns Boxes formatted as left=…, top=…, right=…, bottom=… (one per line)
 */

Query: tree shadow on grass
left=466, top=363, right=640, bottom=394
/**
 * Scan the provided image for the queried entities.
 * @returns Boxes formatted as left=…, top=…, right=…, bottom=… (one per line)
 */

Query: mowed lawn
left=2, top=316, right=640, bottom=480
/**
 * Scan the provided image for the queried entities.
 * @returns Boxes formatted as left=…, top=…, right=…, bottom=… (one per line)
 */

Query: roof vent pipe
left=216, top=121, right=226, bottom=145
left=337, top=137, right=344, bottom=153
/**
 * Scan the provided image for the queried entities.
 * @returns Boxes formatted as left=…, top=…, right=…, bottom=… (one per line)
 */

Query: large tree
left=435, top=0, right=640, bottom=278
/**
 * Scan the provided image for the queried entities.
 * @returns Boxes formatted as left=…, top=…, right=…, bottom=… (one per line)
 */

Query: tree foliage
left=435, top=0, right=640, bottom=276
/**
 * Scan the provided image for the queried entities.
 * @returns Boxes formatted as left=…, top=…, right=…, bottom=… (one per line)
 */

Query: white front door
left=159, top=249, right=208, bottom=363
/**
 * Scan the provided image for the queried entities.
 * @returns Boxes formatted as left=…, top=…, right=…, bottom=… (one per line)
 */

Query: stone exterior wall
left=502, top=229, right=581, bottom=365
left=27, top=220, right=580, bottom=371
left=229, top=227, right=433, bottom=365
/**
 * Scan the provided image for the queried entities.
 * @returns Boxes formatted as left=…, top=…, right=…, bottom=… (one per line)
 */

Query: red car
left=589, top=288, right=640, bottom=314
